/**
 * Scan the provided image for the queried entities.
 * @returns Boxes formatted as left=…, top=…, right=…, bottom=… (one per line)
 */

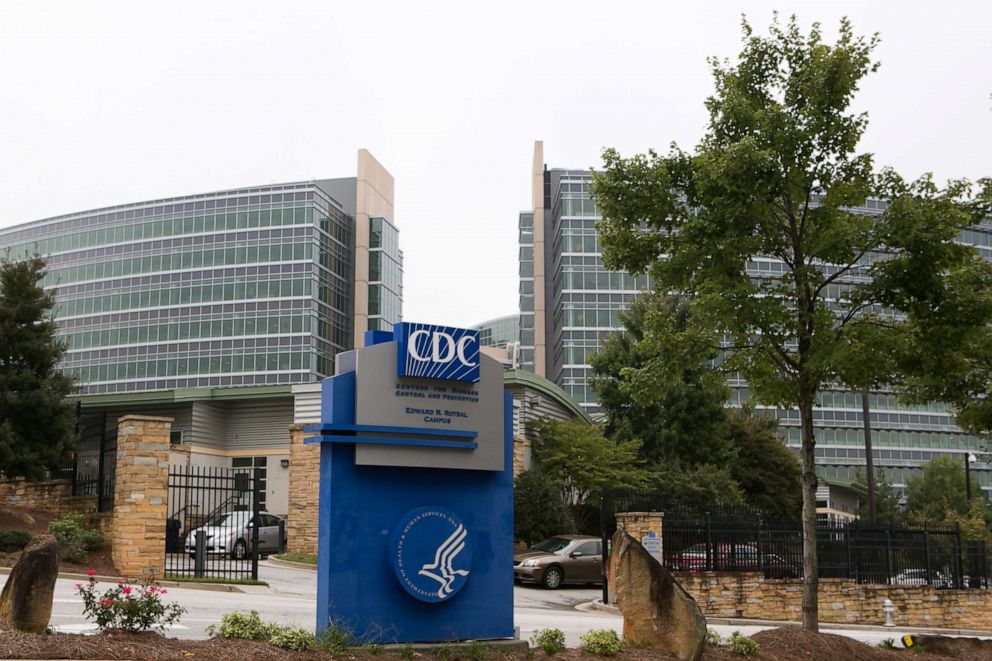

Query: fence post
left=251, top=467, right=261, bottom=581
left=705, top=511, right=714, bottom=571
left=885, top=527, right=894, bottom=584
left=194, top=530, right=206, bottom=579
left=757, top=518, right=764, bottom=576
left=954, top=524, right=964, bottom=590
left=924, top=527, right=932, bottom=587
left=846, top=524, right=854, bottom=580
left=600, top=492, right=609, bottom=605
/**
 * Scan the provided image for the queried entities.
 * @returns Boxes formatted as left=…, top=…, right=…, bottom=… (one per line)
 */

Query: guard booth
left=305, top=323, right=514, bottom=643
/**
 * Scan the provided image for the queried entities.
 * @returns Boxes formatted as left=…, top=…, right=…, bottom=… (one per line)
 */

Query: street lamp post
left=965, top=453, right=977, bottom=502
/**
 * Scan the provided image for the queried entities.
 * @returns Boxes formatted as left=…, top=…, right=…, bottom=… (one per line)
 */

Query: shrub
left=76, top=575, right=185, bottom=633
left=365, top=642, right=385, bottom=656
left=48, top=513, right=102, bottom=563
left=579, top=629, right=623, bottom=656
left=531, top=628, right=567, bottom=656
left=705, top=628, right=722, bottom=645
left=317, top=622, right=354, bottom=655
left=0, top=529, right=31, bottom=552
left=400, top=644, right=416, bottom=660
left=729, top=631, right=760, bottom=657
left=206, top=610, right=274, bottom=640
left=269, top=626, right=316, bottom=652
left=466, top=642, right=490, bottom=661
left=878, top=638, right=896, bottom=650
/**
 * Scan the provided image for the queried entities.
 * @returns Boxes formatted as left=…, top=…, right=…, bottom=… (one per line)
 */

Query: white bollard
left=883, top=598, right=895, bottom=627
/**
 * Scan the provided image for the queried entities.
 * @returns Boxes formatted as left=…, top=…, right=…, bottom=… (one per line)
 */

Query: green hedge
left=0, top=529, right=32, bottom=552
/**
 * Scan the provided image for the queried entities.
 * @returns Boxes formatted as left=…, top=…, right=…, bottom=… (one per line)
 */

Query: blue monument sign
left=305, top=322, right=513, bottom=643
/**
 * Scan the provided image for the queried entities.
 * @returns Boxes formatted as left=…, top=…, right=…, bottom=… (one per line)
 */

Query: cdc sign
left=305, top=323, right=513, bottom=643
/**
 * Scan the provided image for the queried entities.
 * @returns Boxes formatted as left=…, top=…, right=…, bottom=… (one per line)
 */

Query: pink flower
left=74, top=583, right=82, bottom=589
left=87, top=569, right=97, bottom=576
left=160, top=589, right=167, bottom=594
left=100, top=599, right=114, bottom=605
left=121, top=586, right=132, bottom=595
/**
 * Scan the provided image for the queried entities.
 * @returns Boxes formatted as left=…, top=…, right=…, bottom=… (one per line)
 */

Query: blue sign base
left=310, top=373, right=514, bottom=643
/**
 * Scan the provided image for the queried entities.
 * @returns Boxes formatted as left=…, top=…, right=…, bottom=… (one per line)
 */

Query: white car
left=184, top=511, right=285, bottom=560
left=891, top=568, right=953, bottom=588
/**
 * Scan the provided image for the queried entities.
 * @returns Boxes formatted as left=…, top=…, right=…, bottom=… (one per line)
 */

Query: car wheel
left=542, top=566, right=564, bottom=590
left=232, top=540, right=248, bottom=560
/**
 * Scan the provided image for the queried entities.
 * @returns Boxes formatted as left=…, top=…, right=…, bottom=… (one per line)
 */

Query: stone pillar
left=616, top=511, right=664, bottom=541
left=286, top=424, right=320, bottom=555
left=112, top=415, right=172, bottom=577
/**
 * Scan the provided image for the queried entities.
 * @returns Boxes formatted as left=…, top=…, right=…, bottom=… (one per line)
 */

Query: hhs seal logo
left=391, top=507, right=472, bottom=603
left=396, top=322, right=480, bottom=383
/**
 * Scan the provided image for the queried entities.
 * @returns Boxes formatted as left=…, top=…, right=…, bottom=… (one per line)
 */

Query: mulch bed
left=1, top=628, right=991, bottom=661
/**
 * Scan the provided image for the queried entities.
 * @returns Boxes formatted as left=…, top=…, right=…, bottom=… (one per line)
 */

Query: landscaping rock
left=610, top=529, right=705, bottom=661
left=0, top=534, right=60, bottom=633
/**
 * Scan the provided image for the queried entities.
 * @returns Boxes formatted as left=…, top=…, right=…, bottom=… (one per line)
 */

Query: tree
left=857, top=468, right=903, bottom=526
left=905, top=455, right=969, bottom=523
left=590, top=293, right=734, bottom=467
left=591, top=293, right=802, bottom=516
left=0, top=254, right=77, bottom=480
left=591, top=16, right=992, bottom=629
left=513, top=469, right=575, bottom=546
left=726, top=408, right=802, bottom=520
left=528, top=419, right=650, bottom=532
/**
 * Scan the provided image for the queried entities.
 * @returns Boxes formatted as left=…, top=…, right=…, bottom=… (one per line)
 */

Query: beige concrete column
left=531, top=141, right=547, bottom=377
left=112, top=415, right=172, bottom=578
left=353, top=149, right=395, bottom=345
left=286, top=424, right=320, bottom=555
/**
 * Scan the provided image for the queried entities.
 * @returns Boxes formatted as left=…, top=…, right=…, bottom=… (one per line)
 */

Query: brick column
left=112, top=415, right=172, bottom=577
left=286, top=424, right=320, bottom=555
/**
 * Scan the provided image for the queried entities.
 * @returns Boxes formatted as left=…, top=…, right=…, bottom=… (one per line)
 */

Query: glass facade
left=522, top=157, right=992, bottom=497
left=473, top=314, right=519, bottom=348
left=368, top=216, right=403, bottom=331
left=0, top=181, right=363, bottom=395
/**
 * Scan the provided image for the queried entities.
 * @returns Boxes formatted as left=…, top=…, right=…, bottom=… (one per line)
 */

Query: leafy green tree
left=646, top=461, right=744, bottom=510
left=857, top=468, right=904, bottom=526
left=590, top=293, right=734, bottom=467
left=528, top=419, right=650, bottom=531
left=905, top=455, right=969, bottom=523
left=726, top=408, right=802, bottom=520
left=514, top=469, right=575, bottom=546
left=0, top=254, right=77, bottom=480
left=590, top=16, right=992, bottom=629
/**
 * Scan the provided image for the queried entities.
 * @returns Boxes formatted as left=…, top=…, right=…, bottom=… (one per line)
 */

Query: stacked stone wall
left=616, top=511, right=664, bottom=541
left=111, top=415, right=171, bottom=577
left=286, top=424, right=319, bottom=555
left=676, top=571, right=992, bottom=630
left=0, top=479, right=97, bottom=516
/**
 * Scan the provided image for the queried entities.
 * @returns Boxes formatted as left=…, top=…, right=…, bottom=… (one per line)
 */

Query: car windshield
left=206, top=513, right=244, bottom=527
left=531, top=537, right=573, bottom=553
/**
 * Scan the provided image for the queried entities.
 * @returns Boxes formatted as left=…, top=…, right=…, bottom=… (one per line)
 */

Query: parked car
left=513, top=535, right=604, bottom=589
left=891, top=568, right=954, bottom=588
left=184, top=511, right=285, bottom=560
left=670, top=543, right=799, bottom=579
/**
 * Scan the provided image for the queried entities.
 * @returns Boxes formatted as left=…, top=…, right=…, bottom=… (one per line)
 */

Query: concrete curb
left=265, top=556, right=318, bottom=572
left=0, top=566, right=248, bottom=593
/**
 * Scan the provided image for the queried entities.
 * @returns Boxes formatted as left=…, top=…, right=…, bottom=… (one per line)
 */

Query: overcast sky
left=1, top=1, right=989, bottom=327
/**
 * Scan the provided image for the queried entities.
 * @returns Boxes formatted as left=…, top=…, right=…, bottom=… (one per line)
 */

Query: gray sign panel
left=345, top=341, right=504, bottom=471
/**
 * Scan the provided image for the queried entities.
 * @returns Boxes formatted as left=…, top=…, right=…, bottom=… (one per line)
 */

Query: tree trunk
left=799, top=391, right=819, bottom=632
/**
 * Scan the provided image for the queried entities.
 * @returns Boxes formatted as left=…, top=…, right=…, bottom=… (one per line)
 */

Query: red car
left=670, top=543, right=799, bottom=578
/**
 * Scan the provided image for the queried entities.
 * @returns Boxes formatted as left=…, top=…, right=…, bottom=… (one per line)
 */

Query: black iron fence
left=601, top=490, right=990, bottom=593
left=165, top=466, right=267, bottom=581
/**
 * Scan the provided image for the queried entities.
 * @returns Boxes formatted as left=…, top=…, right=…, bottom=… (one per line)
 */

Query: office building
left=520, top=140, right=990, bottom=498
left=0, top=149, right=401, bottom=514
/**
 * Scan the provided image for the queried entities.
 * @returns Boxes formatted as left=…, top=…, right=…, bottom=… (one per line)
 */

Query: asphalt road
left=3, top=562, right=988, bottom=650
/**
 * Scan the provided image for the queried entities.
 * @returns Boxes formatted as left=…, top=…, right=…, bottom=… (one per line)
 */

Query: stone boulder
left=610, top=529, right=706, bottom=661
left=0, top=534, right=60, bottom=634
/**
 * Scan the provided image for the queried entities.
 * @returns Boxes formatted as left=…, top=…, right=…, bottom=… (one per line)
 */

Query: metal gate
left=165, top=466, right=262, bottom=581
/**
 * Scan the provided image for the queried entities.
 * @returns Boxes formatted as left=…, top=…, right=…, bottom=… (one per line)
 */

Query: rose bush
left=76, top=574, right=185, bottom=633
